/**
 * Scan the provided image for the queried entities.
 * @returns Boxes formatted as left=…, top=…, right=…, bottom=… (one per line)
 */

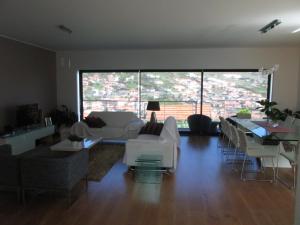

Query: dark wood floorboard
left=0, top=136, right=295, bottom=225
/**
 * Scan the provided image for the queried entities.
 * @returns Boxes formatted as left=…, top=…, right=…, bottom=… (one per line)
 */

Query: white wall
left=56, top=47, right=300, bottom=113
left=0, top=37, right=56, bottom=131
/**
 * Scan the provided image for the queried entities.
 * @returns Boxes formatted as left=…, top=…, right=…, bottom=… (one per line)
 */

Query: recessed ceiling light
left=292, top=28, right=300, bottom=34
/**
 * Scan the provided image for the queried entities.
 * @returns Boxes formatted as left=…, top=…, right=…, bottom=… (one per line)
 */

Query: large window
left=140, top=72, right=202, bottom=128
left=81, top=71, right=139, bottom=118
left=80, top=70, right=271, bottom=128
left=203, top=71, right=269, bottom=120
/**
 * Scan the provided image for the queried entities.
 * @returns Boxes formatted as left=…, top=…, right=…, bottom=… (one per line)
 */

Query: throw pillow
left=83, top=116, right=106, bottom=128
left=139, top=122, right=164, bottom=136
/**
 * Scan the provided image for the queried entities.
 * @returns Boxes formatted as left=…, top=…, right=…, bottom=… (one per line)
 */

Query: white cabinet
left=0, top=126, right=55, bottom=155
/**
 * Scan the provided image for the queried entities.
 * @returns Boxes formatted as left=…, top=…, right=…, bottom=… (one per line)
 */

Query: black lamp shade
left=147, top=101, right=160, bottom=111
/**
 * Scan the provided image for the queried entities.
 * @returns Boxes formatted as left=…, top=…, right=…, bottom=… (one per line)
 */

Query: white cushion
left=137, top=134, right=163, bottom=141
left=90, top=127, right=124, bottom=139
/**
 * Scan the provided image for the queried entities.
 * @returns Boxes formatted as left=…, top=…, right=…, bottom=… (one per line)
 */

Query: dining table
left=228, top=117, right=300, bottom=168
left=228, top=117, right=300, bottom=145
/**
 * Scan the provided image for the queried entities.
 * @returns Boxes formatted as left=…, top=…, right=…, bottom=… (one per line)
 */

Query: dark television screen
left=16, top=104, right=41, bottom=127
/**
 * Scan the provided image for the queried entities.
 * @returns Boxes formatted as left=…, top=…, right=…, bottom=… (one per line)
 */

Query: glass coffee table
left=50, top=138, right=102, bottom=152
left=135, top=154, right=163, bottom=184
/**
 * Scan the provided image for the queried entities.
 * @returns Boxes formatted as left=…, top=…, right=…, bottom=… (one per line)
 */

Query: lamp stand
left=150, top=111, right=157, bottom=123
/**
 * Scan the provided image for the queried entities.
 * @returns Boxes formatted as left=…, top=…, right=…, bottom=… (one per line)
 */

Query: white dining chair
left=237, top=128, right=278, bottom=182
left=276, top=141, right=298, bottom=189
left=218, top=116, right=226, bottom=149
left=280, top=115, right=295, bottom=128
left=230, top=124, right=241, bottom=168
left=276, top=118, right=299, bottom=189
left=222, top=120, right=235, bottom=156
left=218, top=118, right=231, bottom=151
left=231, top=125, right=258, bottom=170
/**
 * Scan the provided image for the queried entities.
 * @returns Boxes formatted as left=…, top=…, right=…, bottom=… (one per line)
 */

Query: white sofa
left=70, top=111, right=144, bottom=139
left=124, top=116, right=180, bottom=170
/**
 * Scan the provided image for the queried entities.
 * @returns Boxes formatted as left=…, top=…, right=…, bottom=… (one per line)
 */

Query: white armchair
left=124, top=116, right=180, bottom=171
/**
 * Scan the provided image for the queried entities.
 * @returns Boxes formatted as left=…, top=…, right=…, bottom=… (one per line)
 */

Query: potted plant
left=256, top=99, right=285, bottom=124
left=237, top=108, right=252, bottom=119
left=49, top=105, right=78, bottom=129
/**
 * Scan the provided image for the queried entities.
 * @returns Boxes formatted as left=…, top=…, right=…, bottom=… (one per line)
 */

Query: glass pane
left=81, top=72, right=139, bottom=118
left=141, top=72, right=202, bottom=128
left=203, top=72, right=269, bottom=121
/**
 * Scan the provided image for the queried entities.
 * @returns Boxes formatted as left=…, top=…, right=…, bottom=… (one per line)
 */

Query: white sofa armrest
left=124, top=119, right=145, bottom=138
left=124, top=138, right=177, bottom=169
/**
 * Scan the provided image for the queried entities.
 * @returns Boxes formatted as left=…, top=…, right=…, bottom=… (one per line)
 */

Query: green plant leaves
left=256, top=99, right=284, bottom=121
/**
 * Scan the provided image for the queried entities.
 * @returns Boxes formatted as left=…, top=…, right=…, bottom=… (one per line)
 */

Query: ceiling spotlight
left=292, top=28, right=300, bottom=34
left=259, top=19, right=281, bottom=34
left=57, top=25, right=72, bottom=34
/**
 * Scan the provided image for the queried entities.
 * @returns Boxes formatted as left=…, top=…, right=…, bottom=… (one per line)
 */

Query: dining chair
left=276, top=118, right=299, bottom=189
left=280, top=115, right=295, bottom=128
left=222, top=120, right=234, bottom=156
left=231, top=125, right=257, bottom=170
left=218, top=116, right=226, bottom=149
left=276, top=141, right=298, bottom=189
left=230, top=124, right=241, bottom=168
left=292, top=118, right=300, bottom=133
left=237, top=128, right=278, bottom=182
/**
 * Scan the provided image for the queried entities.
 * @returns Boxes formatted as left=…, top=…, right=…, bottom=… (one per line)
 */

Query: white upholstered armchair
left=123, top=116, right=180, bottom=171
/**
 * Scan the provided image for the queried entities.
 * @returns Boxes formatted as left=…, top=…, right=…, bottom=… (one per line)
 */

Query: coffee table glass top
left=135, top=154, right=163, bottom=184
left=50, top=138, right=102, bottom=151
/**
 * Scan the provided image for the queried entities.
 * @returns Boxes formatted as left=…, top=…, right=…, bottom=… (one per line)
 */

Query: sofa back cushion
left=88, top=111, right=138, bottom=128
left=83, top=116, right=106, bottom=128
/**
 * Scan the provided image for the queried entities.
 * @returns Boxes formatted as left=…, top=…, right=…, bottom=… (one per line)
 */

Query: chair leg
left=293, top=165, right=297, bottom=189
left=222, top=135, right=228, bottom=153
left=231, top=148, right=238, bottom=171
left=260, top=157, right=265, bottom=173
left=276, top=153, right=280, bottom=181
left=276, top=160, right=296, bottom=189
left=240, top=154, right=247, bottom=181
left=217, top=133, right=222, bottom=148
left=271, top=157, right=276, bottom=183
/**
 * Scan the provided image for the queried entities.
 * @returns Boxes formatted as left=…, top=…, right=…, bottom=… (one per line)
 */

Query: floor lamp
left=147, top=101, right=160, bottom=123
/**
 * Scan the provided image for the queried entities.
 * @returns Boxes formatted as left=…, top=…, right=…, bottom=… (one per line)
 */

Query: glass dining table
left=228, top=117, right=300, bottom=145
left=229, top=117, right=299, bottom=183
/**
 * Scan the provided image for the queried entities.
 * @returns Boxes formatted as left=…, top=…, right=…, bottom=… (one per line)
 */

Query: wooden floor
left=0, top=136, right=295, bottom=225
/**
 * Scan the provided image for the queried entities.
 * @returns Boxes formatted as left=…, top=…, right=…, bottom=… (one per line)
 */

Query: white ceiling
left=1, top=0, right=300, bottom=50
